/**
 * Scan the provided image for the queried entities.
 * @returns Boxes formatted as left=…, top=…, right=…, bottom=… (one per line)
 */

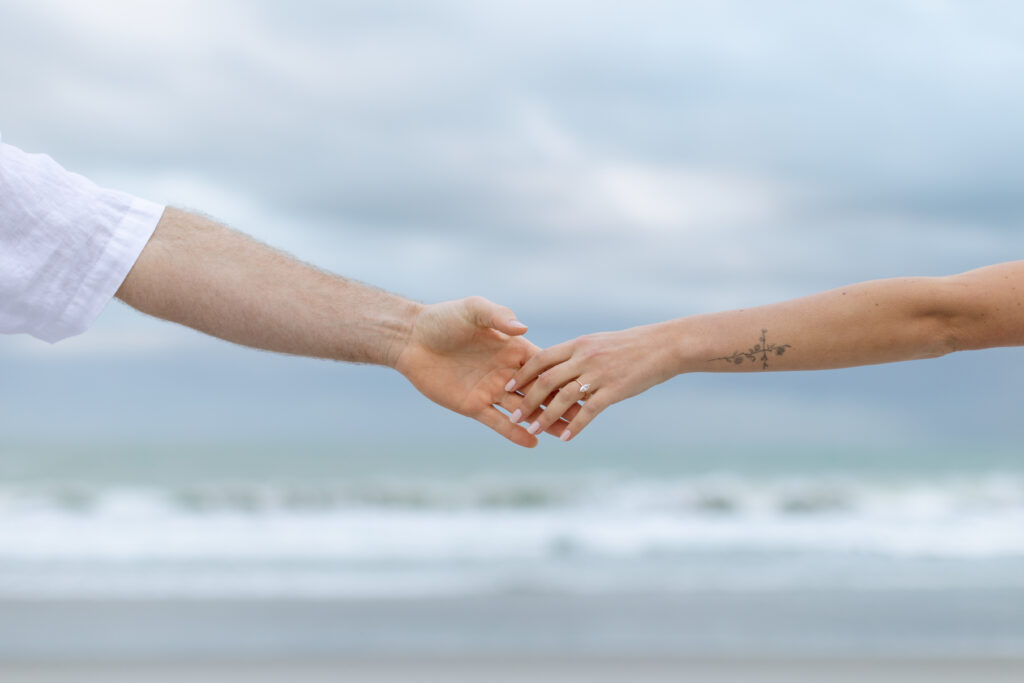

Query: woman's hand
left=504, top=322, right=681, bottom=442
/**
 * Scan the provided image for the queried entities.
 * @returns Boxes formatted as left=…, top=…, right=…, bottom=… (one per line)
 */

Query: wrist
left=655, top=316, right=703, bottom=376
left=381, top=299, right=426, bottom=370
left=629, top=319, right=689, bottom=383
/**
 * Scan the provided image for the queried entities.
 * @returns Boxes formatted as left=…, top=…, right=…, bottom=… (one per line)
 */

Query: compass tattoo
left=710, top=329, right=792, bottom=370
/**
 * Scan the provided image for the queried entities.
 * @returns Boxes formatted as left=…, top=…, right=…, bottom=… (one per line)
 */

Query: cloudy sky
left=2, top=0, right=1023, bottom=464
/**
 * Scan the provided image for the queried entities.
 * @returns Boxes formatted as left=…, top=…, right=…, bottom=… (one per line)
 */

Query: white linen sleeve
left=0, top=139, right=165, bottom=343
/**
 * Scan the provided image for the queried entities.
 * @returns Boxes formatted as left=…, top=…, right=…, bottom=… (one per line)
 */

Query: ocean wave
left=3, top=472, right=1023, bottom=514
left=1, top=473, right=1024, bottom=563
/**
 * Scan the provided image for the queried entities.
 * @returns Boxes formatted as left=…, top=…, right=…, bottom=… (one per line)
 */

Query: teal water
left=2, top=440, right=1024, bottom=598
left=2, top=440, right=1024, bottom=657
left=3, top=439, right=1021, bottom=485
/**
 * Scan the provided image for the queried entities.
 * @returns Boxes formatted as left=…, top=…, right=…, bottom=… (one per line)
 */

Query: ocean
left=2, top=441, right=1023, bottom=660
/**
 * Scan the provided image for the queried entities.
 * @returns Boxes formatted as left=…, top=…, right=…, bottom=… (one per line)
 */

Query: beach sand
left=3, top=658, right=1024, bottom=683
left=3, top=592, right=1024, bottom=681
left=5, top=591, right=1024, bottom=659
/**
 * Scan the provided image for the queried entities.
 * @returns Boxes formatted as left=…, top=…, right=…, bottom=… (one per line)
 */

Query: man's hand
left=394, top=296, right=569, bottom=448
left=117, top=210, right=572, bottom=445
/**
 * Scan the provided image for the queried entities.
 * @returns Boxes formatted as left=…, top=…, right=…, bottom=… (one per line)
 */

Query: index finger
left=477, top=404, right=539, bottom=448
left=505, top=340, right=575, bottom=393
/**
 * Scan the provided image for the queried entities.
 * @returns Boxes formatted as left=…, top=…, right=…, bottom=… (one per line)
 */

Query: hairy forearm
left=115, top=208, right=422, bottom=366
left=665, top=261, right=1024, bottom=374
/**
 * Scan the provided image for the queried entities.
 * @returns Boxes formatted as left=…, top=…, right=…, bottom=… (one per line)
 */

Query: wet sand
left=3, top=658, right=1024, bottom=683
left=4, top=591, right=1024, bottom=660
left=3, top=591, right=1024, bottom=682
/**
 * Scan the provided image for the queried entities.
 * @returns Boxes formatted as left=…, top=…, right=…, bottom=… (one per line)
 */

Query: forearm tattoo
left=709, top=328, right=791, bottom=370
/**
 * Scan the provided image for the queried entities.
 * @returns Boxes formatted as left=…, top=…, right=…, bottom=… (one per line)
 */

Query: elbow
left=920, top=275, right=1014, bottom=356
left=912, top=312, right=958, bottom=360
left=914, top=277, right=970, bottom=359
left=905, top=278, right=958, bottom=362
left=927, top=321, right=961, bottom=359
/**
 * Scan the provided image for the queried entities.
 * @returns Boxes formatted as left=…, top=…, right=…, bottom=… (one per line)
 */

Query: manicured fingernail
left=527, top=421, right=541, bottom=435
left=509, top=409, right=522, bottom=423
left=508, top=319, right=527, bottom=330
left=560, top=430, right=572, bottom=442
left=505, top=379, right=517, bottom=392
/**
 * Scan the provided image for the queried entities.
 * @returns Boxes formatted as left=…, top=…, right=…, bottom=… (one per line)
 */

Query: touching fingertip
left=517, top=428, right=538, bottom=448
left=504, top=379, right=517, bottom=392
left=509, top=409, right=522, bottom=424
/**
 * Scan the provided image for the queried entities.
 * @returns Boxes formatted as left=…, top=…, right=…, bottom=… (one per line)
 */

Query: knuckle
left=528, top=387, right=549, bottom=406
left=556, top=393, right=578, bottom=410
left=576, top=335, right=605, bottom=360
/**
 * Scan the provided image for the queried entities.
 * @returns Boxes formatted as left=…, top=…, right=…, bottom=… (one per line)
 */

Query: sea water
left=3, top=469, right=1024, bottom=599
left=2, top=441, right=1024, bottom=657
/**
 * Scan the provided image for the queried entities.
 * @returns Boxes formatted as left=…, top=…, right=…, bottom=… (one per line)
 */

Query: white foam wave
left=3, top=473, right=1024, bottom=598
left=2, top=474, right=1024, bottom=560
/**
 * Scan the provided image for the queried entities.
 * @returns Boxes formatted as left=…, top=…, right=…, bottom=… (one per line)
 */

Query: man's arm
left=117, top=207, right=422, bottom=366
left=117, top=208, right=553, bottom=447
left=505, top=261, right=1024, bottom=441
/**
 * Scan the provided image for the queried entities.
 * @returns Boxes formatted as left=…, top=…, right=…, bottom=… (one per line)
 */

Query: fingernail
left=527, top=421, right=541, bottom=435
left=504, top=379, right=517, bottom=392
left=560, top=430, right=572, bottom=442
left=509, top=409, right=522, bottom=423
left=508, top=319, right=527, bottom=330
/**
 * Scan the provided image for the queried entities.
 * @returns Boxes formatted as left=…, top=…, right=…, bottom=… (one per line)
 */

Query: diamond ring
left=574, top=379, right=591, bottom=394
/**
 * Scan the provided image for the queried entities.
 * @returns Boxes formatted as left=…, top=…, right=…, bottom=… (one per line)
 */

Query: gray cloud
left=2, top=0, right=1024, bottom=448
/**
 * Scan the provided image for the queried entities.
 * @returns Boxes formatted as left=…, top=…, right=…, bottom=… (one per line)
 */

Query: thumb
left=463, top=296, right=528, bottom=336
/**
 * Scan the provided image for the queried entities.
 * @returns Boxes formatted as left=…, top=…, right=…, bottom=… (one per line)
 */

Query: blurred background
left=2, top=0, right=1024, bottom=676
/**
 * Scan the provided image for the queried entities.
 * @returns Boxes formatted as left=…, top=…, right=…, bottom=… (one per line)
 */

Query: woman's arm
left=506, top=260, right=1024, bottom=441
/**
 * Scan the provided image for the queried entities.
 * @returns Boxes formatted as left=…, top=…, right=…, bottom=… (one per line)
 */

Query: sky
left=2, top=0, right=1023, bottom=464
